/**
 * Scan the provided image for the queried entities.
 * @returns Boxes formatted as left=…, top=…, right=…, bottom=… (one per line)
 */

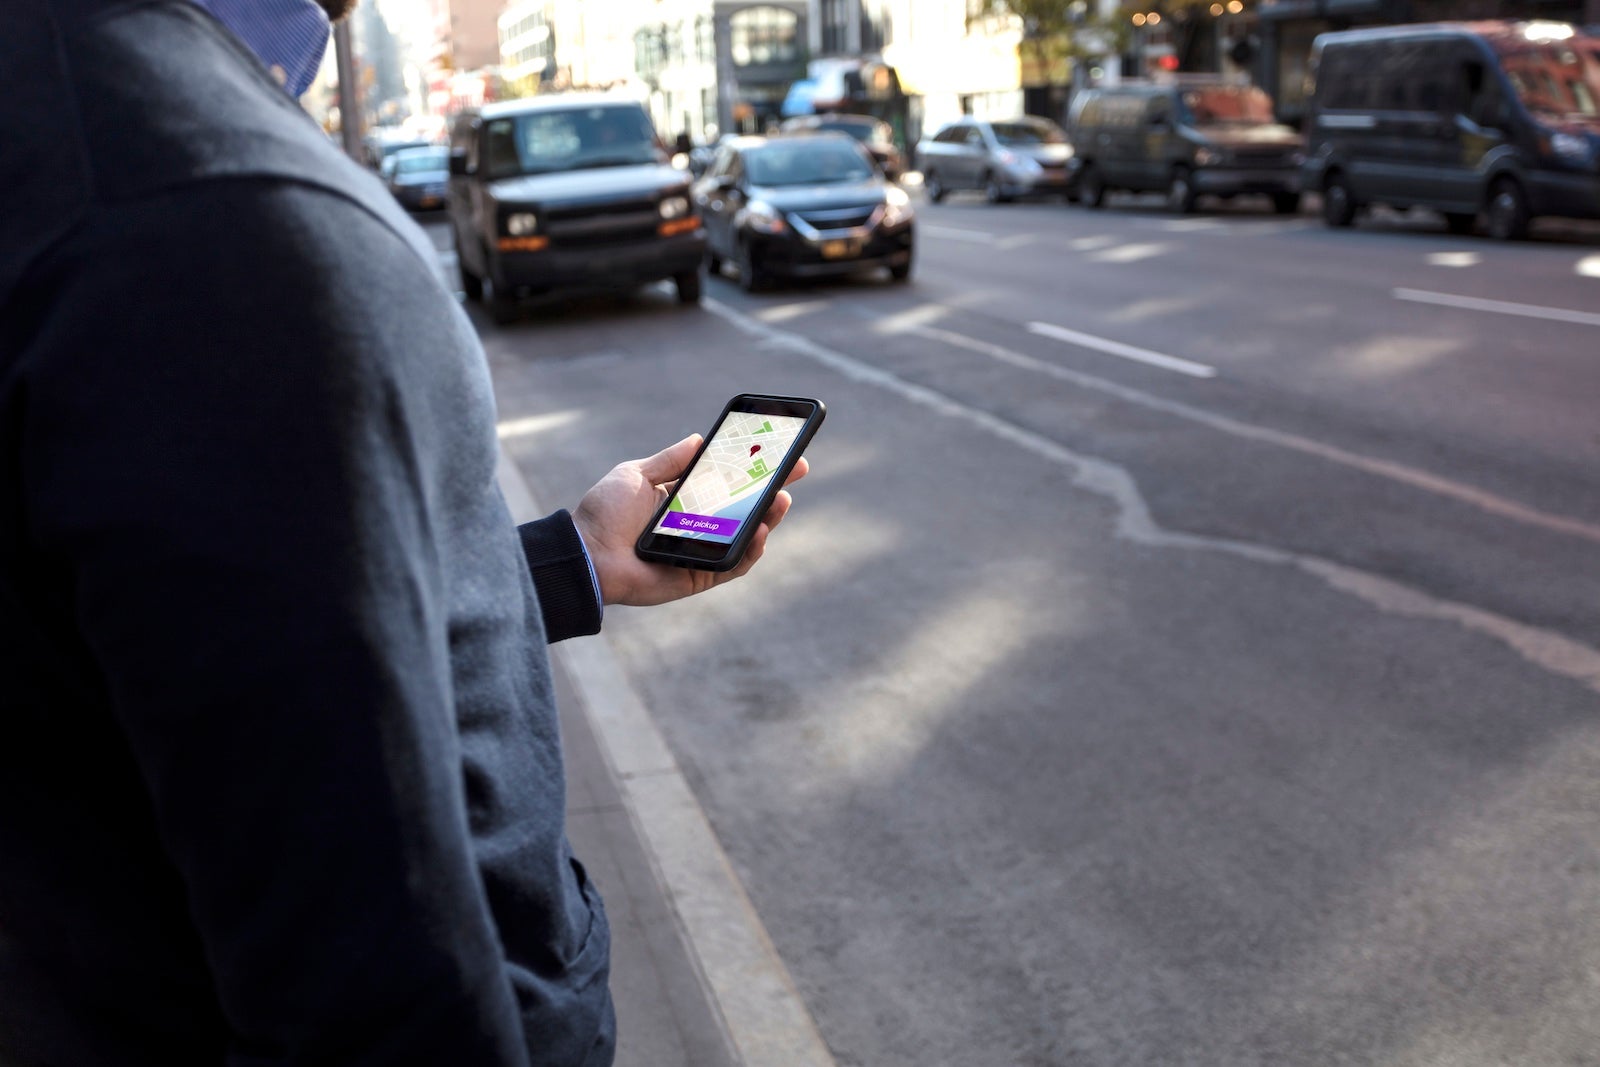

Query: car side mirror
left=449, top=149, right=471, bottom=177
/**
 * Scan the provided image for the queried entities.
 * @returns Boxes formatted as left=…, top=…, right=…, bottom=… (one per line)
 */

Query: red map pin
left=749, top=444, right=762, bottom=457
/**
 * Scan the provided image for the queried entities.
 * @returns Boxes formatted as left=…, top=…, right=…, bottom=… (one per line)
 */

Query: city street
left=425, top=199, right=1600, bottom=1066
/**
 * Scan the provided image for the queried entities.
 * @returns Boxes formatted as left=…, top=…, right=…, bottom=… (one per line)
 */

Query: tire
left=1271, top=192, right=1301, bottom=216
left=706, top=248, right=723, bottom=275
left=457, top=234, right=484, bottom=300
left=1443, top=212, right=1476, bottom=236
left=1079, top=165, right=1105, bottom=208
left=1322, top=171, right=1356, bottom=228
left=486, top=279, right=519, bottom=325
left=1485, top=177, right=1530, bottom=241
left=1167, top=165, right=1197, bottom=214
left=924, top=170, right=946, bottom=204
left=736, top=241, right=767, bottom=293
left=674, top=270, right=702, bottom=305
left=983, top=172, right=1010, bottom=204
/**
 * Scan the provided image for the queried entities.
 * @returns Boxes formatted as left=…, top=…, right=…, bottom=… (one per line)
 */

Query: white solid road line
left=920, top=323, right=1600, bottom=549
left=703, top=297, right=1600, bottom=695
left=1027, top=320, right=1219, bottom=379
left=495, top=449, right=837, bottom=1067
left=1394, top=287, right=1600, bottom=328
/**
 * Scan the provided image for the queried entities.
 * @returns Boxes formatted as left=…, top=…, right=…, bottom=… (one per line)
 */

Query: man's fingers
left=638, top=435, right=702, bottom=485
left=782, top=456, right=810, bottom=487
left=759, top=490, right=793, bottom=532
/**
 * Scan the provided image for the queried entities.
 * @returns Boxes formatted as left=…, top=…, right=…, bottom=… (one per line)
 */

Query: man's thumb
left=638, top=435, right=702, bottom=483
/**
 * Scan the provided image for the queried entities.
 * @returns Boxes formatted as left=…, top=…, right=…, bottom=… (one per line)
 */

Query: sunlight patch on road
left=1090, top=242, right=1168, bottom=264
left=873, top=301, right=952, bottom=335
left=1426, top=251, right=1481, bottom=268
left=1578, top=254, right=1600, bottom=279
left=1069, top=235, right=1119, bottom=251
left=1341, top=335, right=1462, bottom=379
left=496, top=410, right=582, bottom=440
left=756, top=300, right=832, bottom=325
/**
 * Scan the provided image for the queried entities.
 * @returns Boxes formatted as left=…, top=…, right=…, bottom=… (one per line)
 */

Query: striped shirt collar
left=192, top=0, right=330, bottom=98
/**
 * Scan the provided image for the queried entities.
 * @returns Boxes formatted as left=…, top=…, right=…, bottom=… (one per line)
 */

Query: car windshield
left=814, top=119, right=889, bottom=144
left=394, top=148, right=448, bottom=174
left=745, top=140, right=875, bottom=186
left=1183, top=86, right=1276, bottom=125
left=484, top=105, right=659, bottom=178
left=1495, top=38, right=1600, bottom=119
left=990, top=120, right=1066, bottom=145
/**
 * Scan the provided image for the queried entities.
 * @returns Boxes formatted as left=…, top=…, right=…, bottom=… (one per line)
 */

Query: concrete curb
left=495, top=448, right=837, bottom=1067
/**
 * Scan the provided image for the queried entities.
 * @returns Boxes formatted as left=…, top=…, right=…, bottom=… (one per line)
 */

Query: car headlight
left=743, top=199, right=787, bottom=234
left=1550, top=132, right=1596, bottom=167
left=1193, top=147, right=1225, bottom=167
left=505, top=212, right=538, bottom=236
left=659, top=194, right=691, bottom=219
left=881, top=185, right=915, bottom=228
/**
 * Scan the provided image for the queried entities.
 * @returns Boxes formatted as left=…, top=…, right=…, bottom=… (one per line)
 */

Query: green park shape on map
left=665, top=413, right=803, bottom=521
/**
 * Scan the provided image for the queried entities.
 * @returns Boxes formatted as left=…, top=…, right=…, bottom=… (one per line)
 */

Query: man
left=0, top=1, right=805, bottom=1064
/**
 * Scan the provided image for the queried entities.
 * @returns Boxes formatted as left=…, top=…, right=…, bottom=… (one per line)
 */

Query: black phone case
left=634, top=394, right=825, bottom=572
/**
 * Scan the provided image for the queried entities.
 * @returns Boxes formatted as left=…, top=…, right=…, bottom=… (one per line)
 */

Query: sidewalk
left=552, top=655, right=740, bottom=1067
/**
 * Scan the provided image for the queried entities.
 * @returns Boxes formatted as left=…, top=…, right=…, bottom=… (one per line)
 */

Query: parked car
left=778, top=112, right=904, bottom=180
left=446, top=94, right=705, bottom=322
left=916, top=117, right=1077, bottom=203
left=693, top=133, right=915, bottom=291
left=365, top=131, right=432, bottom=170
left=1068, top=80, right=1303, bottom=214
left=1304, top=20, right=1600, bottom=239
left=384, top=145, right=450, bottom=211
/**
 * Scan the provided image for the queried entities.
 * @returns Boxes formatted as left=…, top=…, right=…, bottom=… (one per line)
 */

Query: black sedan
left=384, top=145, right=450, bottom=211
left=694, top=134, right=914, bottom=292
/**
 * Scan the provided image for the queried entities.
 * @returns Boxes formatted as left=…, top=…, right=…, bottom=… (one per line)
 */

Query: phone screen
left=651, top=410, right=809, bottom=544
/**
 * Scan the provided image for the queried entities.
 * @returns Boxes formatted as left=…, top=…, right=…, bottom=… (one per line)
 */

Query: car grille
left=543, top=198, right=661, bottom=248
left=789, top=204, right=880, bottom=233
left=1229, top=148, right=1297, bottom=167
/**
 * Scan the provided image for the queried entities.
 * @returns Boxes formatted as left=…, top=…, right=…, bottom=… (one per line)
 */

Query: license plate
left=821, top=239, right=854, bottom=259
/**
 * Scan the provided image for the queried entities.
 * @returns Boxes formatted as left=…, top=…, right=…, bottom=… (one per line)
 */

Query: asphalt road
left=424, top=196, right=1600, bottom=1066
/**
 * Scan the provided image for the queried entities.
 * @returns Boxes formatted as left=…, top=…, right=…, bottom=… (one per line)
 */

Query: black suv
left=447, top=95, right=705, bottom=321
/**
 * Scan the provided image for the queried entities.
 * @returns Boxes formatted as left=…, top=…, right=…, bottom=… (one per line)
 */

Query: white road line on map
left=1394, top=287, right=1600, bottom=328
left=495, top=448, right=836, bottom=1067
left=702, top=297, right=1600, bottom=695
left=919, top=224, right=999, bottom=243
left=1026, top=320, right=1218, bottom=379
left=923, top=324, right=1600, bottom=549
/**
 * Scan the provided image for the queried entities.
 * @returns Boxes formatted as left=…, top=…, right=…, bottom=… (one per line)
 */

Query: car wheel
left=1167, top=165, right=1197, bottom=214
left=1079, top=165, right=1105, bottom=208
left=674, top=270, right=702, bottom=305
left=736, top=241, right=767, bottom=293
left=924, top=171, right=946, bottom=203
left=1443, top=212, right=1476, bottom=236
left=1322, top=171, right=1356, bottom=228
left=486, top=278, right=519, bottom=325
left=983, top=172, right=1010, bottom=204
left=706, top=248, right=724, bottom=276
left=1485, top=178, right=1530, bottom=241
left=1271, top=192, right=1301, bottom=216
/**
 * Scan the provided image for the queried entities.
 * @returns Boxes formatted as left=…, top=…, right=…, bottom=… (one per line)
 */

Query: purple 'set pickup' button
left=663, top=511, right=742, bottom=536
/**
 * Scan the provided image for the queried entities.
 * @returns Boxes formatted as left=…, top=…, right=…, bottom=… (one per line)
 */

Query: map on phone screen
left=653, top=411, right=806, bottom=544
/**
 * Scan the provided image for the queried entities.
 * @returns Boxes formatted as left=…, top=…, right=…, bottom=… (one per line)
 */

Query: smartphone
left=635, top=394, right=825, bottom=572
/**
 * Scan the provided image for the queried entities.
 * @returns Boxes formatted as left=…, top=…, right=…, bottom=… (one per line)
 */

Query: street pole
left=334, top=20, right=362, bottom=163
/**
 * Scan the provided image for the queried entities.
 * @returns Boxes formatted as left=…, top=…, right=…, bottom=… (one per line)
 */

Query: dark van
left=1303, top=21, right=1600, bottom=239
left=1068, top=80, right=1304, bottom=214
left=447, top=94, right=705, bottom=322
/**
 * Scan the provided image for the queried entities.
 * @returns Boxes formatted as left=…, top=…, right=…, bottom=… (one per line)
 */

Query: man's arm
left=21, top=184, right=531, bottom=1064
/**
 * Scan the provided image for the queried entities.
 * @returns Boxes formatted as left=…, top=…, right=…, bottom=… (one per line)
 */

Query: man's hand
left=573, top=435, right=809, bottom=607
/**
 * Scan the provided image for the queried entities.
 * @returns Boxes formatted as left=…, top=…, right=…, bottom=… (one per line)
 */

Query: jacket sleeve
left=517, top=511, right=604, bottom=643
left=18, top=185, right=533, bottom=1065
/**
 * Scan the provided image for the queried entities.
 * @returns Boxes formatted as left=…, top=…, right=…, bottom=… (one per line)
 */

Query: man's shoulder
left=2, top=0, right=428, bottom=305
